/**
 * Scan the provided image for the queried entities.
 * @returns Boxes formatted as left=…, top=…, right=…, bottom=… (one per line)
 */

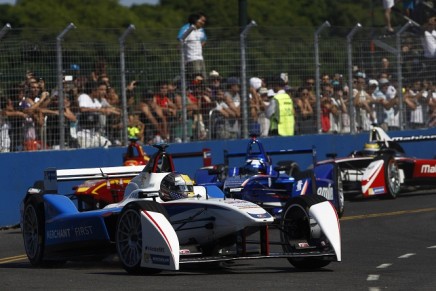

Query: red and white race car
left=315, top=126, right=436, bottom=199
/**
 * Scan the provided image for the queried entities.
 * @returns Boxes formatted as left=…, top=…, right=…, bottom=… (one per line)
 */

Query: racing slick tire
left=379, top=155, right=401, bottom=199
left=116, top=201, right=169, bottom=275
left=22, top=194, right=46, bottom=266
left=333, top=165, right=345, bottom=218
left=280, top=195, right=331, bottom=269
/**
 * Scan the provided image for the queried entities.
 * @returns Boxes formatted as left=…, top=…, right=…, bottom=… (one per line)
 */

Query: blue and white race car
left=194, top=136, right=344, bottom=218
left=21, top=144, right=341, bottom=274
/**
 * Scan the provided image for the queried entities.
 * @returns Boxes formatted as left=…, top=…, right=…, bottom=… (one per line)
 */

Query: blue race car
left=194, top=135, right=344, bottom=218
left=21, top=144, right=341, bottom=274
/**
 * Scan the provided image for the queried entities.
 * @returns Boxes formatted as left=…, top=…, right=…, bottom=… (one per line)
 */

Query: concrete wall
left=2, top=127, right=435, bottom=227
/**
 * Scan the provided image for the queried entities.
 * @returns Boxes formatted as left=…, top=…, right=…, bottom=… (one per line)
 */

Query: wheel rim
left=337, top=174, right=344, bottom=215
left=280, top=204, right=309, bottom=252
left=117, top=209, right=142, bottom=268
left=387, top=160, right=401, bottom=196
left=22, top=204, right=39, bottom=259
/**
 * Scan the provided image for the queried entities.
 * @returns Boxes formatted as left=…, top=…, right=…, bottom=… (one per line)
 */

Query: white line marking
left=367, top=274, right=380, bottom=281
left=398, top=253, right=416, bottom=259
left=368, top=287, right=381, bottom=291
left=427, top=245, right=436, bottom=249
left=376, top=263, right=392, bottom=268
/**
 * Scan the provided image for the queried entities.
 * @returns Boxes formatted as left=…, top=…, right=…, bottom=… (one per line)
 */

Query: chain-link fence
left=0, top=22, right=434, bottom=152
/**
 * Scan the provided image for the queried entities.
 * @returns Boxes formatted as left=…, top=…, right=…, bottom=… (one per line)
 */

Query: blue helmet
left=243, top=158, right=267, bottom=174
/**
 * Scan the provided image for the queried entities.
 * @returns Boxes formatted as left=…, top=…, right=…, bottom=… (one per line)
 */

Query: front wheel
left=280, top=195, right=331, bottom=269
left=116, top=201, right=168, bottom=275
left=382, top=155, right=401, bottom=199
left=22, top=196, right=45, bottom=266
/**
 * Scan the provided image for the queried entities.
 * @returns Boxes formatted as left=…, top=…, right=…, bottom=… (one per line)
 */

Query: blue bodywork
left=195, top=135, right=342, bottom=218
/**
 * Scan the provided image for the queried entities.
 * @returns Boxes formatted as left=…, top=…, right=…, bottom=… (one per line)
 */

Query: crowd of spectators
left=0, top=60, right=435, bottom=152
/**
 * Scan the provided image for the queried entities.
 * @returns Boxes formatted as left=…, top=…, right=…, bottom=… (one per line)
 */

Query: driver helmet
left=159, top=173, right=194, bottom=201
left=243, top=158, right=266, bottom=174
left=363, top=142, right=380, bottom=156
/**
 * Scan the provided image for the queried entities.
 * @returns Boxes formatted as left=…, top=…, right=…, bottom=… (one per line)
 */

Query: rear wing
left=370, top=126, right=436, bottom=143
left=224, top=147, right=317, bottom=166
left=43, top=166, right=145, bottom=194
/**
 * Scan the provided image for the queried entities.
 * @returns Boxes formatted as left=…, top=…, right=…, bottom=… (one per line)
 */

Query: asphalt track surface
left=1, top=190, right=436, bottom=291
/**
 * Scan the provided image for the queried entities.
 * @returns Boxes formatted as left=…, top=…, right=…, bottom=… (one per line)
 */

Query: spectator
left=383, top=0, right=396, bottom=33
left=173, top=80, right=200, bottom=142
left=127, top=113, right=145, bottom=144
left=379, top=78, right=400, bottom=131
left=207, top=70, right=222, bottom=99
left=151, top=80, right=177, bottom=141
left=44, top=91, right=79, bottom=149
left=19, top=78, right=50, bottom=150
left=248, top=77, right=264, bottom=134
left=105, top=86, right=123, bottom=145
left=421, top=16, right=436, bottom=76
left=76, top=81, right=112, bottom=148
left=353, top=75, right=374, bottom=131
left=0, top=97, right=11, bottom=152
left=212, top=89, right=238, bottom=139
left=331, top=82, right=349, bottom=133
left=404, top=79, right=426, bottom=129
left=224, top=77, right=242, bottom=138
left=303, top=76, right=317, bottom=106
left=368, top=79, right=388, bottom=130
left=266, top=77, right=295, bottom=136
left=295, top=87, right=315, bottom=135
left=3, top=85, right=28, bottom=151
left=138, top=89, right=162, bottom=142
left=320, top=83, right=336, bottom=133
left=256, top=87, right=271, bottom=137
left=177, top=12, right=207, bottom=80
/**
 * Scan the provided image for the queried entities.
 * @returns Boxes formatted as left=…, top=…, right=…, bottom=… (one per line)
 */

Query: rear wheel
left=382, top=155, right=401, bottom=199
left=116, top=201, right=168, bottom=275
left=22, top=196, right=45, bottom=266
left=280, top=195, right=331, bottom=269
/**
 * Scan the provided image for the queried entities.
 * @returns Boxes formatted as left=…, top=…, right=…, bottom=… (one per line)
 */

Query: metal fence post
left=346, top=23, right=362, bottom=134
left=56, top=23, right=76, bottom=150
left=314, top=21, right=330, bottom=133
left=396, top=21, right=416, bottom=130
left=119, top=24, right=136, bottom=146
left=240, top=20, right=256, bottom=139
left=0, top=23, right=11, bottom=40
left=179, top=25, right=195, bottom=142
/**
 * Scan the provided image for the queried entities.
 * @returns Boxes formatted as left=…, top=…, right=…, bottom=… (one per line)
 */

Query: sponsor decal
left=247, top=212, right=272, bottom=219
left=144, top=245, right=165, bottom=253
left=47, top=228, right=71, bottom=239
left=421, top=164, right=436, bottom=174
left=317, top=185, right=333, bottom=200
left=295, top=180, right=303, bottom=191
left=150, top=254, right=170, bottom=265
left=180, top=249, right=191, bottom=254
left=392, top=134, right=436, bottom=142
left=74, top=226, right=93, bottom=236
left=298, top=242, right=310, bottom=248
left=369, top=186, right=385, bottom=195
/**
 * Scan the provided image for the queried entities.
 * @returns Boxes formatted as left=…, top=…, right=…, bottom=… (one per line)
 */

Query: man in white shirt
left=177, top=12, right=207, bottom=80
